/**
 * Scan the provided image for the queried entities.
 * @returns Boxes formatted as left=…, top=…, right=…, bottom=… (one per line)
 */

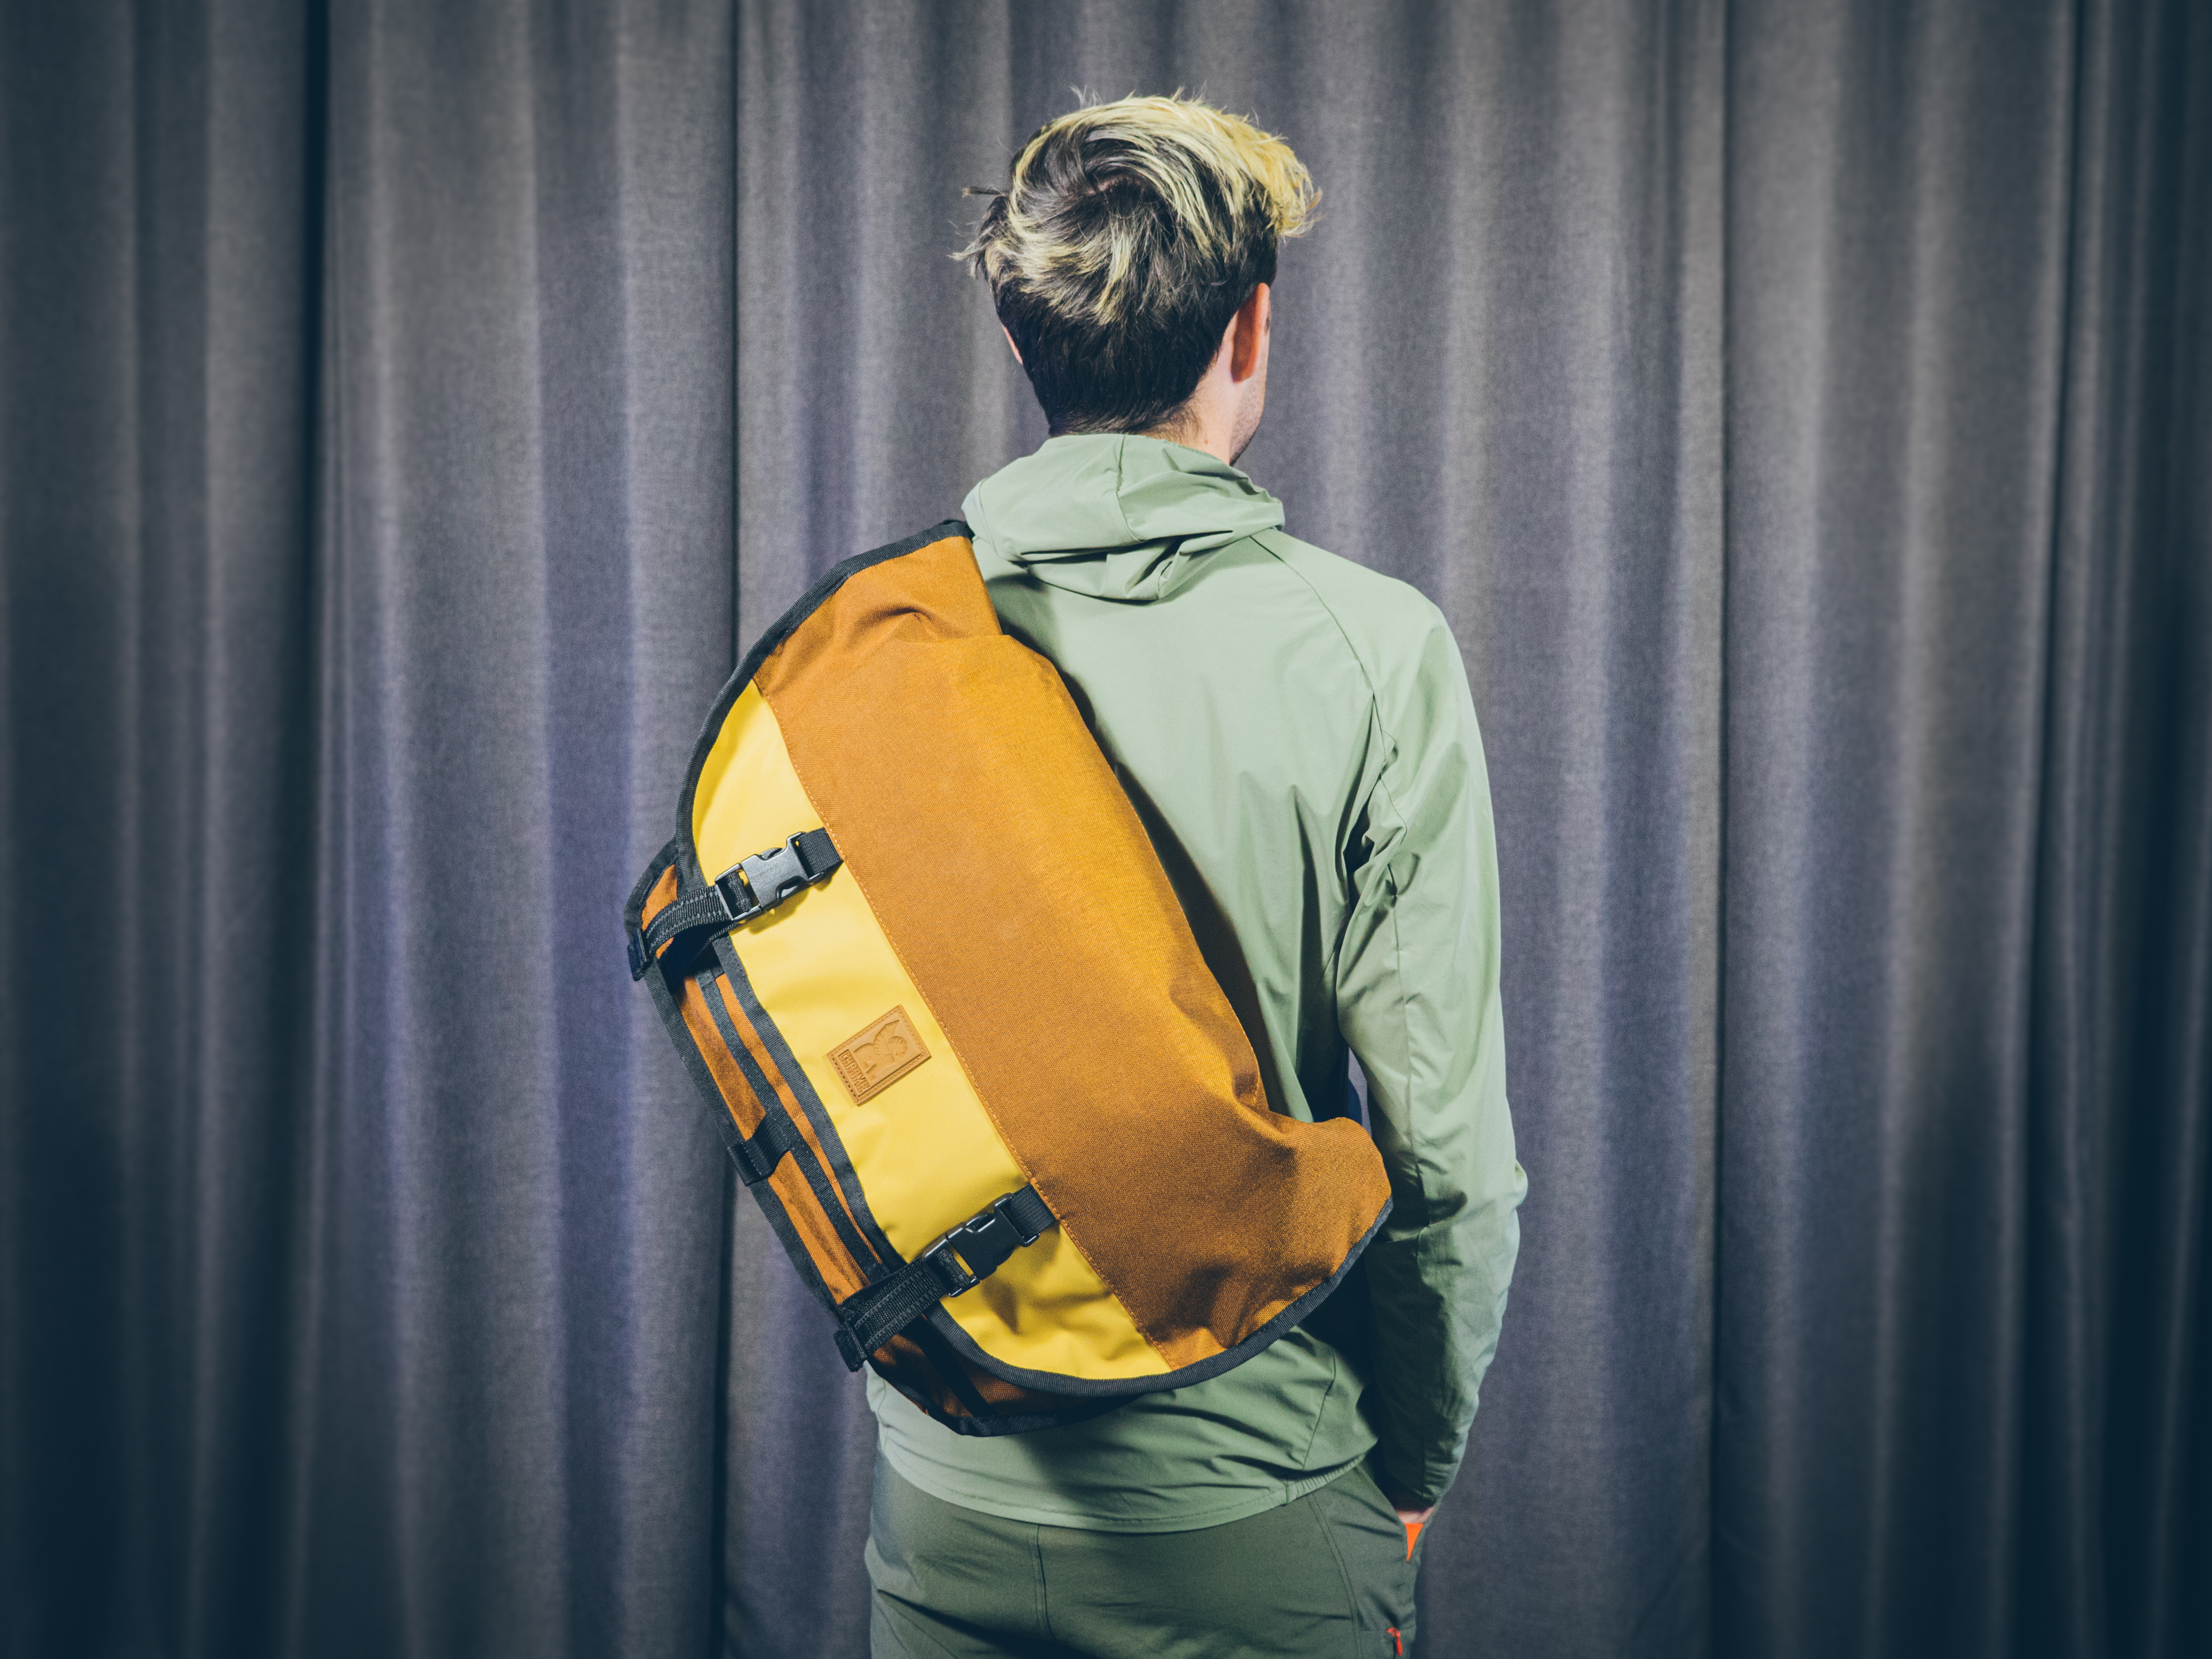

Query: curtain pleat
left=0, top=3, right=319, bottom=1655
left=0, top=3, right=2204, bottom=1657
left=2023, top=4, right=2212, bottom=1657
left=1721, top=2, right=2079, bottom=1653
left=288, top=6, right=738, bottom=1656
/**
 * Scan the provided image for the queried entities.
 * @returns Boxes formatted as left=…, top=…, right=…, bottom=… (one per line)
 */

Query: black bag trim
left=915, top=1197, right=1394, bottom=1415
left=709, top=935, right=901, bottom=1271
left=671, top=521, right=972, bottom=896
left=624, top=845, right=844, bottom=1315
left=696, top=963, right=883, bottom=1278
left=635, top=524, right=968, bottom=1326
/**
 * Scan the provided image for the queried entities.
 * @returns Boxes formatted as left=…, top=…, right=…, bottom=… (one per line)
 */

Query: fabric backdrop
left=1, top=2, right=2206, bottom=1656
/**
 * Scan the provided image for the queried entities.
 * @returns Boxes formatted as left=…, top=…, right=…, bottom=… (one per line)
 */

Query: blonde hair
left=962, top=93, right=1318, bottom=433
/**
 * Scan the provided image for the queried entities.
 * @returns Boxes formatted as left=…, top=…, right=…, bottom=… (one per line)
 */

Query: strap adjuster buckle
left=919, top=1235, right=981, bottom=1297
left=990, top=1192, right=1047, bottom=1248
left=715, top=834, right=821, bottom=926
left=919, top=1196, right=1045, bottom=1297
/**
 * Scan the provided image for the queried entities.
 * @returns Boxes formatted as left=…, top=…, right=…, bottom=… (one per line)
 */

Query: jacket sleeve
left=1333, top=609, right=1527, bottom=1506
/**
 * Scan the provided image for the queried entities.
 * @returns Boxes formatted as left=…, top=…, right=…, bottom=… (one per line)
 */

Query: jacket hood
left=960, top=433, right=1284, bottom=603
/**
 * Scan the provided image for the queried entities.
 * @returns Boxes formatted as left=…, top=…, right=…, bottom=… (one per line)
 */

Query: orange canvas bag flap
left=623, top=522, right=1391, bottom=1434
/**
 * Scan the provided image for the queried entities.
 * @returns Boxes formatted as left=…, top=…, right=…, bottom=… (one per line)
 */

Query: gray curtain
left=1, top=3, right=2205, bottom=1657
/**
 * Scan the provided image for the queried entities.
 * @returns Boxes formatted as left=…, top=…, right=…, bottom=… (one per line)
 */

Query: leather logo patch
left=831, top=1007, right=929, bottom=1104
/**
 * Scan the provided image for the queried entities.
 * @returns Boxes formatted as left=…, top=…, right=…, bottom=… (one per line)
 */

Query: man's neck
left=1140, top=388, right=1245, bottom=466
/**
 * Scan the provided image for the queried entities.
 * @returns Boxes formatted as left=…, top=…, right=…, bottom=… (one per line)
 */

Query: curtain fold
left=0, top=3, right=320, bottom=1653
left=295, top=5, right=738, bottom=1654
left=1, top=3, right=2204, bottom=1656
left=1720, top=1, right=2081, bottom=1652
left=2021, top=3, right=2212, bottom=1655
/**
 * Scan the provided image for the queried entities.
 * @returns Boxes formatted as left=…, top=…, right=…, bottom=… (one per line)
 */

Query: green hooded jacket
left=866, top=433, right=1526, bottom=1529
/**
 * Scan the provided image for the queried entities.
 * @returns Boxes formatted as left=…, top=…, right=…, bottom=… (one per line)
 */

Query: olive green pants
left=866, top=1456, right=1422, bottom=1658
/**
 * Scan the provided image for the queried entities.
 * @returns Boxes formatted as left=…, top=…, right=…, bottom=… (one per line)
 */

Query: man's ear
left=1000, top=324, right=1024, bottom=366
left=1230, top=283, right=1270, bottom=382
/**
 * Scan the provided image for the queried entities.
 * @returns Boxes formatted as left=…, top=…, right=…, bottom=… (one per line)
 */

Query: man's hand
left=1383, top=1491, right=1436, bottom=1562
left=1385, top=1493, right=1436, bottom=1528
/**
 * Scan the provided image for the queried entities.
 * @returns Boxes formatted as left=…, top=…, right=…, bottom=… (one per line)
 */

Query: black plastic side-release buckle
left=715, top=830, right=837, bottom=926
left=831, top=1186, right=1056, bottom=1371
left=920, top=1193, right=1050, bottom=1297
left=629, top=825, right=841, bottom=981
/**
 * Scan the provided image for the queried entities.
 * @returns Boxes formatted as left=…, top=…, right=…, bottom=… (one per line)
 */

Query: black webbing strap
left=731, top=1108, right=804, bottom=1188
left=832, top=1186, right=1057, bottom=1371
left=629, top=827, right=841, bottom=980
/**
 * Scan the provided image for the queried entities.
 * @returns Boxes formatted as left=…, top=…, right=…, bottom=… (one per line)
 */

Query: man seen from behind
left=865, top=93, right=1527, bottom=1659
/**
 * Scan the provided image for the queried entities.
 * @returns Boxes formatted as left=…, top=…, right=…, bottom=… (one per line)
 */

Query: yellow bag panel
left=693, top=684, right=1169, bottom=1382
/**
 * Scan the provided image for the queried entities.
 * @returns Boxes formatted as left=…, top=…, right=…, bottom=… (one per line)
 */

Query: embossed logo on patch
left=831, top=1006, right=929, bottom=1104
